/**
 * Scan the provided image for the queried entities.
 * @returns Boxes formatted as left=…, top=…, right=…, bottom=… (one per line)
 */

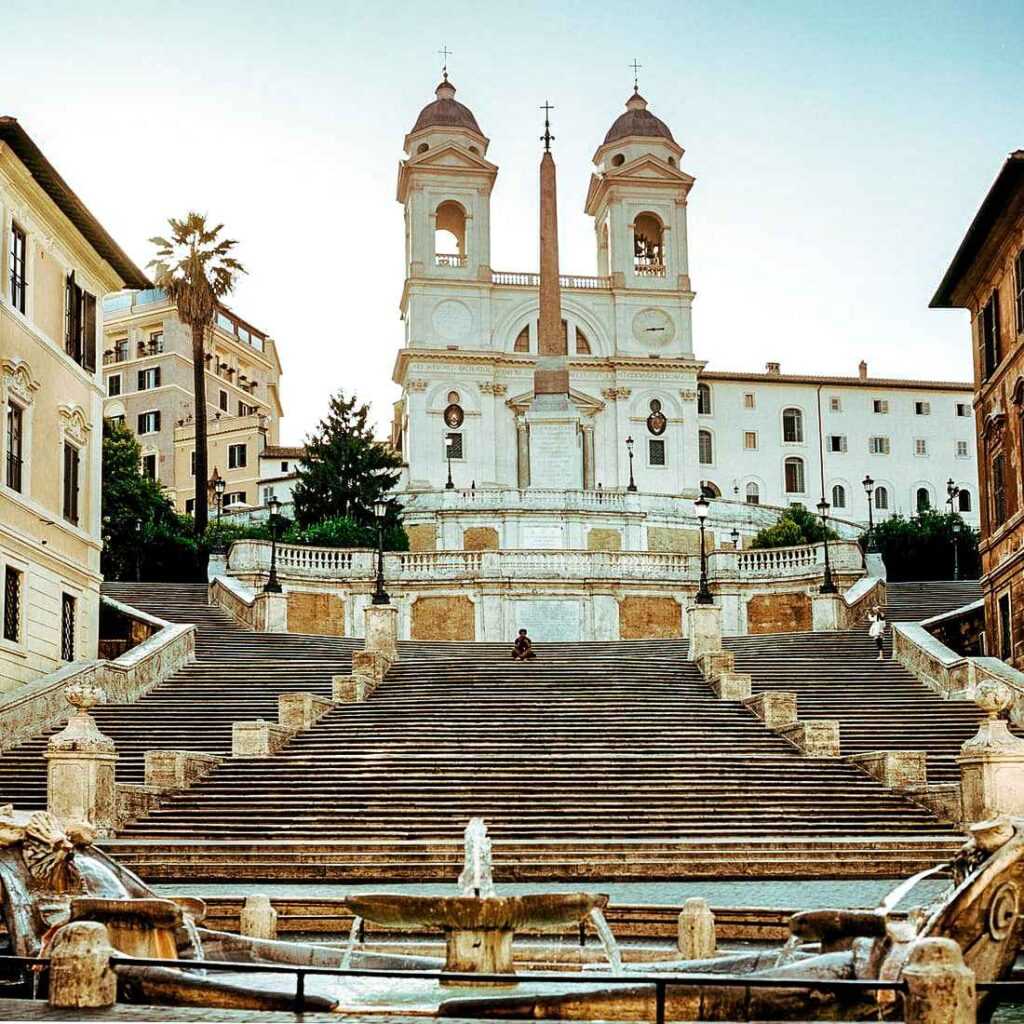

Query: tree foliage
left=750, top=504, right=839, bottom=550
left=862, top=510, right=980, bottom=582
left=292, top=390, right=405, bottom=540
left=148, top=213, right=245, bottom=536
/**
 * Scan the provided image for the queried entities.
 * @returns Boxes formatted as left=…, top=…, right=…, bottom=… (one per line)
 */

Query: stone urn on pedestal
left=958, top=680, right=1024, bottom=822
left=45, top=682, right=118, bottom=831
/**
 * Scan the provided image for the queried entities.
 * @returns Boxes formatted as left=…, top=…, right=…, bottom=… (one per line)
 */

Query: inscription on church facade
left=528, top=419, right=582, bottom=490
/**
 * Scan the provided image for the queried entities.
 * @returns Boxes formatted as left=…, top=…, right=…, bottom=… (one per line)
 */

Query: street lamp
left=133, top=518, right=142, bottom=582
left=694, top=493, right=713, bottom=604
left=946, top=478, right=961, bottom=515
left=730, top=526, right=740, bottom=550
left=952, top=521, right=962, bottom=581
left=214, top=474, right=226, bottom=523
left=817, top=497, right=838, bottom=594
left=625, top=436, right=637, bottom=492
left=444, top=434, right=455, bottom=490
left=372, top=499, right=390, bottom=605
left=862, top=475, right=876, bottom=552
left=263, top=495, right=283, bottom=593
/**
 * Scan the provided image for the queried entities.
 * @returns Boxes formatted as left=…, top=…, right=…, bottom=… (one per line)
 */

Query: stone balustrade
left=144, top=750, right=224, bottom=792
left=210, top=575, right=287, bottom=631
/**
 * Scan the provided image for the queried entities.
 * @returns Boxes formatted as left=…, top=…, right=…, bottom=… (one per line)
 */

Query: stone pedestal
left=240, top=894, right=278, bottom=940
left=365, top=603, right=399, bottom=663
left=526, top=400, right=581, bottom=490
left=677, top=898, right=716, bottom=959
left=254, top=590, right=288, bottom=632
left=744, top=692, right=798, bottom=731
left=958, top=683, right=1024, bottom=821
left=902, top=937, right=975, bottom=1024
left=444, top=928, right=515, bottom=984
left=687, top=605, right=722, bottom=662
left=811, top=594, right=841, bottom=632
left=46, top=684, right=117, bottom=831
left=48, top=921, right=117, bottom=1009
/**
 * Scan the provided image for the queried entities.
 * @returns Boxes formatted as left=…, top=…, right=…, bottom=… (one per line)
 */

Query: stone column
left=902, top=937, right=975, bottom=1024
left=516, top=416, right=530, bottom=488
left=364, top=603, right=399, bottom=664
left=581, top=423, right=596, bottom=490
left=48, top=921, right=117, bottom=1009
left=686, top=604, right=722, bottom=662
left=958, top=681, right=1024, bottom=821
left=46, top=682, right=117, bottom=831
left=677, top=898, right=716, bottom=959
left=240, top=894, right=278, bottom=940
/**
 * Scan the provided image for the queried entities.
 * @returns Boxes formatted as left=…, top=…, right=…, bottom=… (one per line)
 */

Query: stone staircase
left=884, top=580, right=983, bottom=623
left=2, top=582, right=970, bottom=881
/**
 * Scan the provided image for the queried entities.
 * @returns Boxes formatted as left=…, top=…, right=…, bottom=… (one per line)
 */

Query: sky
left=4, top=1, right=1022, bottom=444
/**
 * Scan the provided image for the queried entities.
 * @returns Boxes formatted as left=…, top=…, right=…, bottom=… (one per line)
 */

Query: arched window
left=745, top=481, right=760, bottom=505
left=633, top=213, right=664, bottom=274
left=782, top=407, right=804, bottom=443
left=701, top=481, right=721, bottom=498
left=513, top=326, right=529, bottom=352
left=697, top=383, right=712, bottom=415
left=874, top=485, right=889, bottom=511
left=698, top=429, right=713, bottom=465
left=916, top=487, right=931, bottom=513
left=958, top=489, right=972, bottom=513
left=575, top=327, right=591, bottom=354
left=784, top=456, right=805, bottom=494
left=434, top=201, right=466, bottom=264
left=831, top=484, right=846, bottom=509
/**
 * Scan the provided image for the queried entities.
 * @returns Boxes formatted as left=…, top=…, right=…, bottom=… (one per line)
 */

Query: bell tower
left=397, top=75, right=497, bottom=286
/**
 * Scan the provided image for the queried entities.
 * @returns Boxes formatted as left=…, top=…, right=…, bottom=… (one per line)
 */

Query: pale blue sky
left=4, top=1, right=1021, bottom=443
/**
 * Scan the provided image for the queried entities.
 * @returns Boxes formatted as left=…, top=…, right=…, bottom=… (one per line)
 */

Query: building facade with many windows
left=102, top=290, right=283, bottom=512
left=0, top=117, right=149, bottom=692
left=932, top=150, right=1024, bottom=667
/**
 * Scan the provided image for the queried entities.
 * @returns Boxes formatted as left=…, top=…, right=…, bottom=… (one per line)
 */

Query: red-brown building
left=932, top=151, right=1024, bottom=666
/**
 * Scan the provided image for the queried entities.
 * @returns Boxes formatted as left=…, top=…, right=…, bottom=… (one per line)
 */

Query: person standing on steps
left=511, top=628, right=537, bottom=661
left=867, top=606, right=887, bottom=661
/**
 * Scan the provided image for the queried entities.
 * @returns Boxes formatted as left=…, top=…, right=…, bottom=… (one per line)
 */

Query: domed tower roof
left=603, top=90, right=674, bottom=145
left=411, top=77, right=483, bottom=136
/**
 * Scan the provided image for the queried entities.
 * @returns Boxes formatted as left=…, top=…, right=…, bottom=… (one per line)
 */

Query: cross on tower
left=630, top=58, right=642, bottom=92
left=540, top=101, right=555, bottom=152
left=438, top=44, right=452, bottom=80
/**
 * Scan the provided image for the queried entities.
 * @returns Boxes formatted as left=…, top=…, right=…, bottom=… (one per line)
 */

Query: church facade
left=390, top=77, right=979, bottom=557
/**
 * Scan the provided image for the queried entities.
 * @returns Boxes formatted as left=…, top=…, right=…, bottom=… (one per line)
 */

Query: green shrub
left=750, top=504, right=839, bottom=550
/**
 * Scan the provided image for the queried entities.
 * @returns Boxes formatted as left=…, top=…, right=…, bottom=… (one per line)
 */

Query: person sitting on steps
left=867, top=605, right=887, bottom=662
left=511, top=628, right=536, bottom=661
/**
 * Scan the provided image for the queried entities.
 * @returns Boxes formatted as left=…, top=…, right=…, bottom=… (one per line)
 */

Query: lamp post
left=214, top=475, right=225, bottom=523
left=694, top=493, right=713, bottom=604
left=625, top=436, right=637, bottom=492
left=952, top=521, right=961, bottom=581
left=133, top=518, right=142, bottom=582
left=946, top=477, right=961, bottom=515
left=817, top=497, right=838, bottom=594
left=862, top=475, right=876, bottom=552
left=372, top=499, right=390, bottom=605
left=264, top=495, right=282, bottom=593
left=730, top=526, right=740, bottom=550
left=444, top=434, right=455, bottom=490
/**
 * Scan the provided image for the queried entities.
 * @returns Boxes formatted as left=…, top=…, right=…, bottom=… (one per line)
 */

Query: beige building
left=0, top=117, right=150, bottom=692
left=101, top=290, right=283, bottom=512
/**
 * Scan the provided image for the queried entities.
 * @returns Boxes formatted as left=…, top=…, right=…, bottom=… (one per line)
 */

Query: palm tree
left=149, top=214, right=245, bottom=537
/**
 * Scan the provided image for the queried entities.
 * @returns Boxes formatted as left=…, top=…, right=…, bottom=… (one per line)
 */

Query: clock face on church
left=632, top=308, right=675, bottom=346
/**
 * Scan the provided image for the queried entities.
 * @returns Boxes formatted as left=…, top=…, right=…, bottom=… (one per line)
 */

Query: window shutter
left=154, top=411, right=161, bottom=432
left=82, top=293, right=96, bottom=371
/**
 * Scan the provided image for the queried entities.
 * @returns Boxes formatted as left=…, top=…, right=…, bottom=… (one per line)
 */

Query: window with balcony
left=137, top=411, right=160, bottom=434
left=5, top=401, right=23, bottom=493
left=64, top=272, right=96, bottom=373
left=782, top=408, right=803, bottom=443
left=784, top=456, right=805, bottom=494
left=62, top=442, right=80, bottom=525
left=228, top=443, right=247, bottom=469
left=697, top=383, right=712, bottom=415
left=107, top=374, right=121, bottom=397
left=698, top=429, right=713, bottom=465
left=9, top=222, right=26, bottom=314
left=137, top=367, right=160, bottom=391
left=981, top=290, right=1001, bottom=379
left=3, top=565, right=22, bottom=643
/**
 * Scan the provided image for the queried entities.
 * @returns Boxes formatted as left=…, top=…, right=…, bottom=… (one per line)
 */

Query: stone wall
left=747, top=592, right=812, bottom=634
left=287, top=591, right=345, bottom=636
left=406, top=525, right=437, bottom=552
left=619, top=596, right=682, bottom=639
left=463, top=527, right=499, bottom=551
left=647, top=526, right=700, bottom=554
left=411, top=596, right=475, bottom=641
left=587, top=529, right=622, bottom=552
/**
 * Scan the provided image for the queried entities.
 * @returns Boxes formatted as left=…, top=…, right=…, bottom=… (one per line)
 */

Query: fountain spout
left=457, top=817, right=496, bottom=899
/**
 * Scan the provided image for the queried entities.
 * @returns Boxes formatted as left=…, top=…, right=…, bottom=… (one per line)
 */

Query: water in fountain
left=182, top=916, right=206, bottom=964
left=588, top=906, right=623, bottom=975
left=457, top=817, right=496, bottom=898
left=340, top=915, right=363, bottom=970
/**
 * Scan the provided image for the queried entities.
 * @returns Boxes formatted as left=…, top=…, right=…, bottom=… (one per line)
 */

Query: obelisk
left=526, top=103, right=582, bottom=489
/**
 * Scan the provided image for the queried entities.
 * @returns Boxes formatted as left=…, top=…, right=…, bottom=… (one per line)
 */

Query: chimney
left=765, top=361, right=781, bottom=376
left=859, top=360, right=868, bottom=381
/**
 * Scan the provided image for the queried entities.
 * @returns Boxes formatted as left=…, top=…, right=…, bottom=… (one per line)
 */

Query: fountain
left=345, top=819, right=610, bottom=981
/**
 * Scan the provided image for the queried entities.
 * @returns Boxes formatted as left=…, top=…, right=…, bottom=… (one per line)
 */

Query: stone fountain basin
left=344, top=892, right=607, bottom=932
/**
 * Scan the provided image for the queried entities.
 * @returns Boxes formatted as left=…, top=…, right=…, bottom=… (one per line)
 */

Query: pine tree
left=292, top=391, right=403, bottom=531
